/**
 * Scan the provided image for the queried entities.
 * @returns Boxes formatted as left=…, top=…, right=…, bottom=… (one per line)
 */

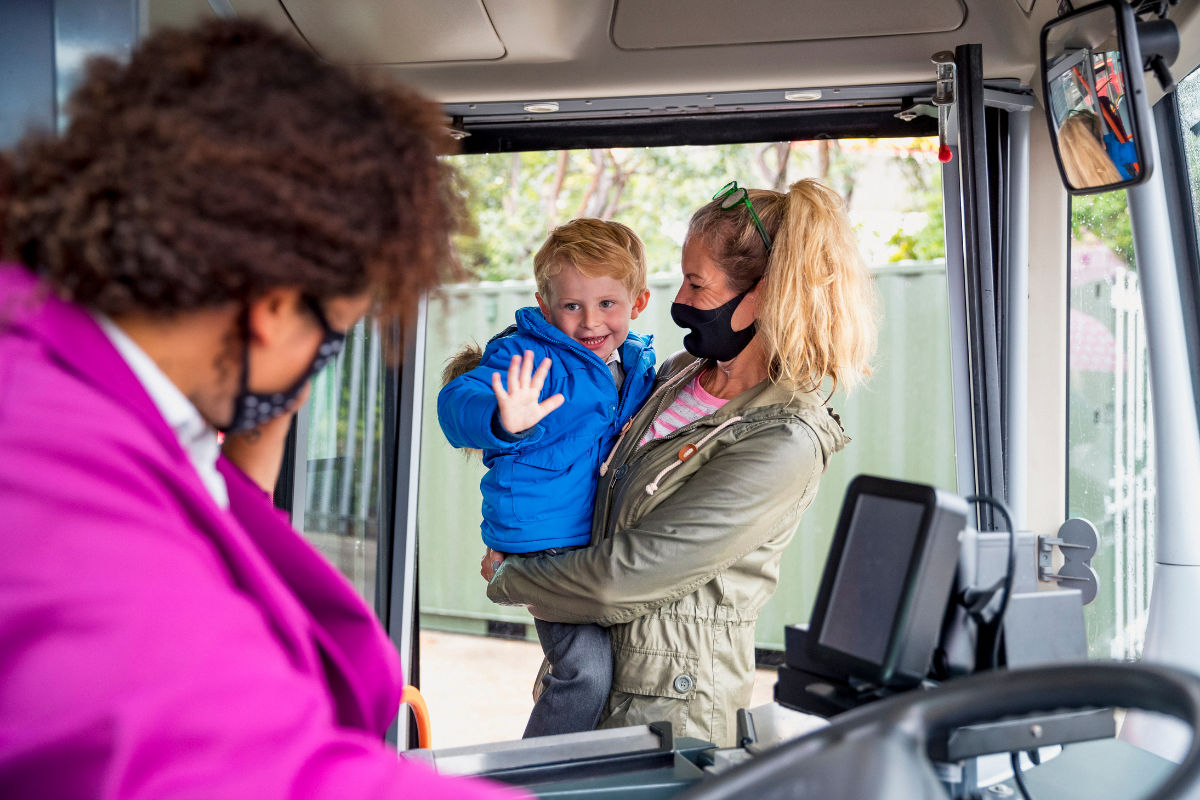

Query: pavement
left=416, top=630, right=779, bottom=749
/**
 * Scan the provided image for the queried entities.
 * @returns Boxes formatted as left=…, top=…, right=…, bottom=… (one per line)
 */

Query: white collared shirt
left=606, top=341, right=626, bottom=392
left=94, top=314, right=229, bottom=509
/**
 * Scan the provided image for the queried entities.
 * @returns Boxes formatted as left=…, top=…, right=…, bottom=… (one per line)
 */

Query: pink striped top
left=639, top=372, right=729, bottom=446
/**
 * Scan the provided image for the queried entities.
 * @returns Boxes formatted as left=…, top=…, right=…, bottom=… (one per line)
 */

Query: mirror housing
left=1041, top=0, right=1153, bottom=194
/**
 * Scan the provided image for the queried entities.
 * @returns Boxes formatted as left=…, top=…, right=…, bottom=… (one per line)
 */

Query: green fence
left=417, top=263, right=957, bottom=648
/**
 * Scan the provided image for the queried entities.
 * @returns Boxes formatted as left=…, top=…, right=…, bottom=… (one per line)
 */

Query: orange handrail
left=400, top=685, right=432, bottom=749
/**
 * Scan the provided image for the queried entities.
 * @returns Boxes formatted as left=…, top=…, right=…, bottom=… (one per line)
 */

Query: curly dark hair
left=0, top=19, right=461, bottom=319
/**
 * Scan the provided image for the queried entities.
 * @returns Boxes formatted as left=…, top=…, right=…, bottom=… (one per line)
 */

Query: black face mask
left=670, top=286, right=758, bottom=362
left=220, top=297, right=346, bottom=434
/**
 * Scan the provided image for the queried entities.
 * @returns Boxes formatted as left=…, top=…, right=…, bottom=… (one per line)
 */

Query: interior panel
left=138, top=0, right=1200, bottom=104
left=612, top=0, right=966, bottom=50
left=277, top=0, right=505, bottom=64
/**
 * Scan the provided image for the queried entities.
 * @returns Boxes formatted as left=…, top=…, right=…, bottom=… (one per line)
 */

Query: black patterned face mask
left=220, top=297, right=345, bottom=434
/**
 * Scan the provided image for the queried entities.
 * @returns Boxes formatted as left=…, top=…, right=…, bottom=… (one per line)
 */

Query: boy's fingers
left=507, top=354, right=522, bottom=389
left=531, top=357, right=552, bottom=390
left=538, top=394, right=565, bottom=416
left=491, top=371, right=508, bottom=400
left=521, top=350, right=536, bottom=386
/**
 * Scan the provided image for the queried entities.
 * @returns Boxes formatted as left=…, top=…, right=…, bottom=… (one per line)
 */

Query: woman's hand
left=492, top=350, right=564, bottom=435
left=480, top=547, right=508, bottom=581
left=222, top=384, right=310, bottom=493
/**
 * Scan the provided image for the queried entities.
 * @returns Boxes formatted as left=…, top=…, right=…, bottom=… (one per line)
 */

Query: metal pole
left=955, top=44, right=1006, bottom=519
left=291, top=400, right=310, bottom=533
left=339, top=320, right=366, bottom=524
left=1129, top=131, right=1200, bottom=567
left=389, top=294, right=428, bottom=750
left=942, top=105, right=978, bottom=500
left=359, top=320, right=382, bottom=523
left=318, top=350, right=346, bottom=521
left=1006, top=107, right=1031, bottom=530
left=1119, top=110, right=1200, bottom=761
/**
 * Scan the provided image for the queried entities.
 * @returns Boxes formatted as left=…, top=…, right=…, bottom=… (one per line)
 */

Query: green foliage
left=887, top=147, right=945, bottom=262
left=449, top=142, right=878, bottom=282
left=1071, top=190, right=1134, bottom=267
left=450, top=139, right=948, bottom=281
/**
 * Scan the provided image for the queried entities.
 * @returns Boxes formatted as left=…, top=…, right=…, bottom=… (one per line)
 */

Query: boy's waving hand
left=492, top=350, right=565, bottom=434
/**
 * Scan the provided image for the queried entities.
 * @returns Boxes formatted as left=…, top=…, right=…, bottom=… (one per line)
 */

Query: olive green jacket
left=486, top=351, right=848, bottom=746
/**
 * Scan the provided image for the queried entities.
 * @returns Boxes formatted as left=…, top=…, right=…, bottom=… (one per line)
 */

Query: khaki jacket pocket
left=600, top=646, right=698, bottom=736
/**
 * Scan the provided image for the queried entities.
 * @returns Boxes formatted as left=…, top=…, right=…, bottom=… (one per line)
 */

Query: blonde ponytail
left=688, top=178, right=878, bottom=392
left=759, top=179, right=878, bottom=391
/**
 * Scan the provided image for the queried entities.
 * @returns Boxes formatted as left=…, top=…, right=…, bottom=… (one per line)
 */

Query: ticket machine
left=404, top=474, right=1200, bottom=799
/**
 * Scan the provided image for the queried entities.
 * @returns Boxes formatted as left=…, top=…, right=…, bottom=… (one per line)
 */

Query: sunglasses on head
left=713, top=181, right=773, bottom=252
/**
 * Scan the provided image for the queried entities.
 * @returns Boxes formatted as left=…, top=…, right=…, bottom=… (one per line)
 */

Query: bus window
left=296, top=318, right=392, bottom=608
left=1175, top=69, right=1200, bottom=257
left=416, top=139, right=955, bottom=747
left=1067, top=186, right=1152, bottom=661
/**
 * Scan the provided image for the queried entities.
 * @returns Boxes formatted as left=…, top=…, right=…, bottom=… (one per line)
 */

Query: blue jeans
left=523, top=618, right=613, bottom=738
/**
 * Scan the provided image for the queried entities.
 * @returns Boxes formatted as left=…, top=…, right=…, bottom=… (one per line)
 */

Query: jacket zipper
left=633, top=362, right=738, bottom=457
left=519, top=326, right=645, bottom=534
left=600, top=362, right=703, bottom=535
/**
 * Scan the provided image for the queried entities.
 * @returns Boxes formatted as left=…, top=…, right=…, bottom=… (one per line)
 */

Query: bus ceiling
left=129, top=0, right=1200, bottom=107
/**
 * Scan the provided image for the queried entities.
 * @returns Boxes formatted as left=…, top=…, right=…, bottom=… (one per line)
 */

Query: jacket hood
left=512, top=306, right=653, bottom=369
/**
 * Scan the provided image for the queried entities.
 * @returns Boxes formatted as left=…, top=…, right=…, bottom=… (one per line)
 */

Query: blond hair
left=1059, top=113, right=1124, bottom=190
left=533, top=218, right=647, bottom=301
left=688, top=178, right=878, bottom=391
left=442, top=341, right=484, bottom=459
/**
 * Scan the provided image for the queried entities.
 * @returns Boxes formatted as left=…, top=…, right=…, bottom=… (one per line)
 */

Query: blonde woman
left=1059, top=112, right=1124, bottom=189
left=482, top=179, right=878, bottom=746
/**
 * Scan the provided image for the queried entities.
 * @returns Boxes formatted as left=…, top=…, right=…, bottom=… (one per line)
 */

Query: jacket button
left=614, top=465, right=628, bottom=480
left=673, top=674, right=693, bottom=693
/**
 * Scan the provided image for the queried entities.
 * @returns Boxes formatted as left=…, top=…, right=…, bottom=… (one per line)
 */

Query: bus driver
left=0, top=20, right=517, bottom=800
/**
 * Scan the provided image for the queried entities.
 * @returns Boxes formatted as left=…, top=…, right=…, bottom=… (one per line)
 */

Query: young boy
left=437, top=219, right=655, bottom=738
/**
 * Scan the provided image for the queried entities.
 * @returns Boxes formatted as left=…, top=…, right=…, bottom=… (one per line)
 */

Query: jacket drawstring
left=645, top=416, right=743, bottom=496
left=600, top=419, right=632, bottom=477
left=600, top=364, right=698, bottom=477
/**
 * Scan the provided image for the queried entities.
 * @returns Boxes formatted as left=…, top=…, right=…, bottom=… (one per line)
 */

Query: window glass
left=1175, top=68, right=1200, bottom=236
left=1068, top=188, right=1153, bottom=660
left=417, top=140, right=954, bottom=746
left=295, top=317, right=391, bottom=608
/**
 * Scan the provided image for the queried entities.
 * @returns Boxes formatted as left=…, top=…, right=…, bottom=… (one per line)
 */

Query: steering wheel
left=677, top=663, right=1200, bottom=800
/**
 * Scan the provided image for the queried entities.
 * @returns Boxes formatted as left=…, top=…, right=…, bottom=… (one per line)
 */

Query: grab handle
left=401, top=685, right=432, bottom=749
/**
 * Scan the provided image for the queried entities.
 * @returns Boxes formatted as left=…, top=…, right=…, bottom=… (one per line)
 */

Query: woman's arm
left=486, top=419, right=824, bottom=625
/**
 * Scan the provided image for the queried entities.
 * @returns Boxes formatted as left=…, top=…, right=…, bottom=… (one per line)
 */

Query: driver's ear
left=246, top=286, right=305, bottom=347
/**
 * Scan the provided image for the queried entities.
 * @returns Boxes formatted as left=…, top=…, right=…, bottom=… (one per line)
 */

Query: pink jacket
left=0, top=265, right=515, bottom=799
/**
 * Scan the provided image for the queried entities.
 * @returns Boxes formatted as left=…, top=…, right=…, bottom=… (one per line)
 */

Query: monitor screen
left=817, top=494, right=927, bottom=666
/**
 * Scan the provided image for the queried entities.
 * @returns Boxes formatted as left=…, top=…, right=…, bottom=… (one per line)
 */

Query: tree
left=887, top=140, right=945, bottom=262
left=451, top=138, right=945, bottom=282
left=1071, top=190, right=1134, bottom=267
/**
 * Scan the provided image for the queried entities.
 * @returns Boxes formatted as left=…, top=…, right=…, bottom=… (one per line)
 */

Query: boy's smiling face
left=536, top=264, right=650, bottom=362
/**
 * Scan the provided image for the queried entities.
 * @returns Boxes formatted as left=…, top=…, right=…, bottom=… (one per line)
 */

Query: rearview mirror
left=1041, top=0, right=1152, bottom=194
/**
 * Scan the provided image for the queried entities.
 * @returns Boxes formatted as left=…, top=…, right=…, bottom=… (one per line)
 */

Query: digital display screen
left=817, top=495, right=927, bottom=666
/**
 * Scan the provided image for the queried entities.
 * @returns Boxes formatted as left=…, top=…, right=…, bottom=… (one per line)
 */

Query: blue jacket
left=1103, top=132, right=1139, bottom=181
left=437, top=307, right=655, bottom=552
